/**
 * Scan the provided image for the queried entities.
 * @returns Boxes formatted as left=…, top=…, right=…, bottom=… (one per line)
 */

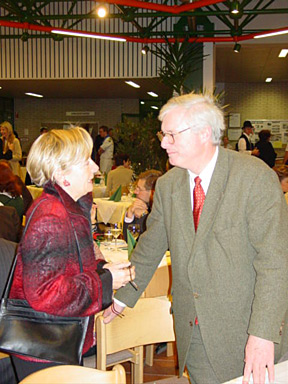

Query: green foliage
left=150, top=37, right=206, bottom=96
left=114, top=114, right=167, bottom=175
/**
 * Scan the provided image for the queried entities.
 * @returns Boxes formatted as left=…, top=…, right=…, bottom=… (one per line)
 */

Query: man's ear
left=199, top=126, right=212, bottom=144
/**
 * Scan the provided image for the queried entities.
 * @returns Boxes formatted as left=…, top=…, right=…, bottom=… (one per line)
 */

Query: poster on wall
left=249, top=120, right=288, bottom=148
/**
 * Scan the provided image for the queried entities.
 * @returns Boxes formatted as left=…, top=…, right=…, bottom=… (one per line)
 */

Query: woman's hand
left=103, top=262, right=135, bottom=290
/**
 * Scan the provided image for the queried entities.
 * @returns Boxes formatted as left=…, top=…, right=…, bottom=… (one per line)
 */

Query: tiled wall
left=14, top=97, right=139, bottom=153
left=224, top=82, right=288, bottom=122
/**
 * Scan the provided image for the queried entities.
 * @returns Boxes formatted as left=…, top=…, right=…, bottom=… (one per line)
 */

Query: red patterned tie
left=193, top=176, right=205, bottom=231
left=193, top=176, right=205, bottom=325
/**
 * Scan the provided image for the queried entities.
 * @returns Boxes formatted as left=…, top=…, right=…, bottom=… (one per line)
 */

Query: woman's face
left=63, top=158, right=99, bottom=201
left=0, top=126, right=8, bottom=139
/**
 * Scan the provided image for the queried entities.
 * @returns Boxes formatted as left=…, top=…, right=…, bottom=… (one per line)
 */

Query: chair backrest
left=19, top=364, right=126, bottom=384
left=0, top=238, right=17, bottom=297
left=96, top=297, right=175, bottom=357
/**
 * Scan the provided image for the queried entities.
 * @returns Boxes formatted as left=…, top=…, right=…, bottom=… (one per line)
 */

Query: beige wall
left=224, top=82, right=288, bottom=122
left=14, top=98, right=139, bottom=153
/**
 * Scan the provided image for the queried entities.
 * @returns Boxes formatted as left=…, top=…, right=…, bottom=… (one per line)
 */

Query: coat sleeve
left=12, top=138, right=22, bottom=162
left=246, top=168, right=288, bottom=343
left=19, top=210, right=112, bottom=317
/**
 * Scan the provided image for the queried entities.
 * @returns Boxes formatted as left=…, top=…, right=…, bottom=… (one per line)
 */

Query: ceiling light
left=140, top=101, right=145, bottom=105
left=230, top=1, right=239, bottom=14
left=151, top=106, right=159, bottom=110
left=233, top=43, right=241, bottom=53
left=279, top=49, right=288, bottom=58
left=96, top=4, right=108, bottom=18
left=0, top=87, right=2, bottom=90
left=141, top=46, right=149, bottom=55
left=147, top=91, right=158, bottom=97
left=25, top=92, right=44, bottom=98
left=51, top=30, right=126, bottom=42
left=254, top=30, right=288, bottom=39
left=125, top=81, right=140, bottom=89
left=265, top=78, right=272, bottom=83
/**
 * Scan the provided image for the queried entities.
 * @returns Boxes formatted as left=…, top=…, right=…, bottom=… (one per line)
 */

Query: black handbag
left=0, top=199, right=89, bottom=365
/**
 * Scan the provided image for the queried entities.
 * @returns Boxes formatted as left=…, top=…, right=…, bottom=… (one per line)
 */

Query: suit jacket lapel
left=194, top=147, right=228, bottom=244
left=171, top=169, right=195, bottom=253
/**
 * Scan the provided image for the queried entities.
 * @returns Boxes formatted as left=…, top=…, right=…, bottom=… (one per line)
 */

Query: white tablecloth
left=223, top=360, right=288, bottom=383
left=94, top=196, right=134, bottom=225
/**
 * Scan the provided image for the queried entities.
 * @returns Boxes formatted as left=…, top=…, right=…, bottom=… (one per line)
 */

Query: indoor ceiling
left=0, top=1, right=287, bottom=99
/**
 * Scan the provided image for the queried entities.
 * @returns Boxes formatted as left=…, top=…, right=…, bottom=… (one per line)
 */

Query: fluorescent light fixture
left=140, top=101, right=145, bottom=105
left=51, top=30, right=126, bottom=42
left=265, top=78, right=272, bottom=83
left=151, top=106, right=159, bottom=110
left=279, top=49, right=288, bottom=58
left=147, top=91, right=158, bottom=97
left=25, top=92, right=44, bottom=98
left=254, top=30, right=288, bottom=39
left=125, top=81, right=140, bottom=89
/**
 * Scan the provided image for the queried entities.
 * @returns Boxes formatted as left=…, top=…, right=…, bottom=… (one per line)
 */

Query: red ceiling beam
left=0, top=20, right=287, bottom=43
left=95, top=0, right=224, bottom=14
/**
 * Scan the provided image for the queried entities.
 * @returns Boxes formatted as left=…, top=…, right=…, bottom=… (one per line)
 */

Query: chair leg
left=167, top=342, right=174, bottom=357
left=145, top=345, right=154, bottom=366
left=132, top=346, right=144, bottom=384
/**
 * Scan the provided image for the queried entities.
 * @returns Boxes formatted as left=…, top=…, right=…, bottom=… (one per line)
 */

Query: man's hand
left=103, top=301, right=125, bottom=324
left=243, top=335, right=274, bottom=384
left=127, top=198, right=148, bottom=218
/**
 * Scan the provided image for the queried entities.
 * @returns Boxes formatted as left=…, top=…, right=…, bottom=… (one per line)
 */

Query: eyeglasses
left=157, top=126, right=193, bottom=144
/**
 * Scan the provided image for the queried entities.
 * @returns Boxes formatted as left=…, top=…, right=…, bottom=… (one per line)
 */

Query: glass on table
left=127, top=223, right=140, bottom=241
left=111, top=223, right=122, bottom=251
left=104, top=227, right=113, bottom=250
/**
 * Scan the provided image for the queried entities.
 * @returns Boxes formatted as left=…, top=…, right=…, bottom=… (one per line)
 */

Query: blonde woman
left=9, top=127, right=135, bottom=381
left=0, top=121, right=22, bottom=176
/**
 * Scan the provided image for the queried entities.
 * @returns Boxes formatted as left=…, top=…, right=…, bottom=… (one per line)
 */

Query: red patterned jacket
left=10, top=181, right=112, bottom=362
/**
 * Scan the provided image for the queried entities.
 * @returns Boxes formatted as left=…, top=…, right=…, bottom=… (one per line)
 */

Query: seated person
left=255, top=129, right=276, bottom=168
left=0, top=162, right=25, bottom=220
left=105, top=153, right=133, bottom=197
left=0, top=205, right=21, bottom=242
left=123, top=169, right=162, bottom=242
left=274, top=165, right=288, bottom=204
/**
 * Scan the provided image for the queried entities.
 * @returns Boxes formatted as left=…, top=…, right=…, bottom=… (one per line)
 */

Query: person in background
left=98, top=126, right=114, bottom=174
left=9, top=127, right=135, bottom=381
left=105, top=93, right=288, bottom=384
left=0, top=161, right=25, bottom=220
left=274, top=165, right=288, bottom=204
left=255, top=129, right=277, bottom=168
left=105, top=154, right=133, bottom=197
left=123, top=169, right=162, bottom=242
left=283, top=143, right=288, bottom=165
left=221, top=135, right=233, bottom=149
left=0, top=121, right=22, bottom=177
left=0, top=160, right=32, bottom=214
left=39, top=126, right=48, bottom=134
left=236, top=120, right=259, bottom=156
left=0, top=206, right=21, bottom=243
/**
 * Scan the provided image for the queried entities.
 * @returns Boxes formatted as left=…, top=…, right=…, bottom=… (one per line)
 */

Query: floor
left=83, top=343, right=190, bottom=383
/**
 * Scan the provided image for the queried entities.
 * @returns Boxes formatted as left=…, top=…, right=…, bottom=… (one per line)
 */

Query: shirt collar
left=188, top=146, right=219, bottom=195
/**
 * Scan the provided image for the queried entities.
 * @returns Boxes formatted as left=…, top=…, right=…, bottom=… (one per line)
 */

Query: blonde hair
left=158, top=92, right=225, bottom=145
left=0, top=121, right=15, bottom=145
left=27, top=127, right=93, bottom=186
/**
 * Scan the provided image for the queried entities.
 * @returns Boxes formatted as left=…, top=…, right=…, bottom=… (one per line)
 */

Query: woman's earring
left=63, top=179, right=70, bottom=187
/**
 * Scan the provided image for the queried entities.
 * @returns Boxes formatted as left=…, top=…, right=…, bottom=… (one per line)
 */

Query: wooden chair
left=96, top=297, right=175, bottom=384
left=19, top=364, right=126, bottom=384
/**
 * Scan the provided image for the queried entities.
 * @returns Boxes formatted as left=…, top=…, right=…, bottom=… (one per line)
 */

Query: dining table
left=93, top=195, right=134, bottom=226
left=99, top=240, right=171, bottom=298
left=92, top=184, right=107, bottom=199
